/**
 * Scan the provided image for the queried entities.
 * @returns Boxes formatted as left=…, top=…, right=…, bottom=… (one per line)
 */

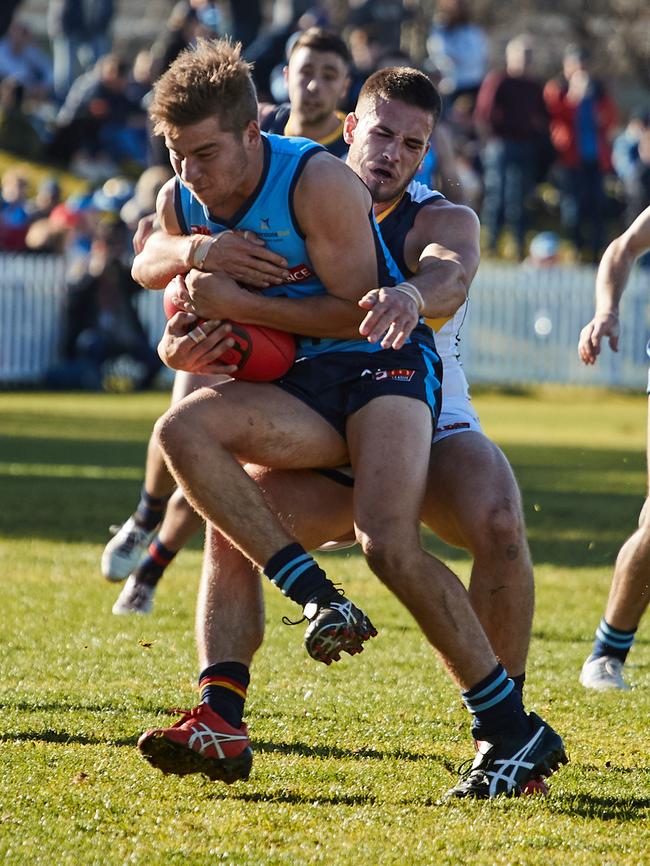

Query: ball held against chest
left=163, top=278, right=296, bottom=381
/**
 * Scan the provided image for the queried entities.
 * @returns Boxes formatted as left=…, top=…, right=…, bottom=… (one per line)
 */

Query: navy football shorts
left=275, top=333, right=442, bottom=439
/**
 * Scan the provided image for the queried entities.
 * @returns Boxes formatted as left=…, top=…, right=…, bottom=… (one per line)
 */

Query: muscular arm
left=405, top=200, right=480, bottom=317
left=132, top=178, right=289, bottom=290
left=176, top=154, right=382, bottom=338
left=578, top=205, right=650, bottom=363
left=359, top=199, right=480, bottom=348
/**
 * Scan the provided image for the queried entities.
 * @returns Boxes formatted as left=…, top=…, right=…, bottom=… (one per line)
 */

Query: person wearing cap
left=543, top=44, right=618, bottom=263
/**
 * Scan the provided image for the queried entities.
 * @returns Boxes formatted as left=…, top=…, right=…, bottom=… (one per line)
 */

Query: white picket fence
left=1, top=253, right=649, bottom=389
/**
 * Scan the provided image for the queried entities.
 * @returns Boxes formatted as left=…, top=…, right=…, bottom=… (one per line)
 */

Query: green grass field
left=0, top=387, right=648, bottom=865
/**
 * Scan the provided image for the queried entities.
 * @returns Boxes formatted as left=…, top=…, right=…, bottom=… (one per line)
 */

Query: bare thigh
left=171, top=370, right=229, bottom=404
left=423, top=431, right=524, bottom=549
left=247, top=466, right=354, bottom=550
left=347, top=395, right=433, bottom=535
left=165, top=380, right=349, bottom=469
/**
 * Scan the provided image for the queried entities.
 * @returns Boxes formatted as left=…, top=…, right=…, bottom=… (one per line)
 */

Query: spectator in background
left=27, top=176, right=61, bottom=221
left=426, top=0, right=487, bottom=114
left=0, top=1, right=23, bottom=40
left=48, top=0, right=114, bottom=104
left=625, top=130, right=650, bottom=228
left=474, top=35, right=550, bottom=259
left=27, top=189, right=96, bottom=258
left=228, top=0, right=262, bottom=49
left=148, top=1, right=225, bottom=164
left=0, top=18, right=54, bottom=101
left=0, top=78, right=46, bottom=160
left=343, top=25, right=386, bottom=113
left=0, top=167, right=32, bottom=252
left=244, top=1, right=330, bottom=102
left=119, top=165, right=173, bottom=234
left=544, top=45, right=618, bottom=263
left=52, top=220, right=160, bottom=391
left=346, top=0, right=415, bottom=53
left=613, top=108, right=650, bottom=185
left=51, top=53, right=148, bottom=179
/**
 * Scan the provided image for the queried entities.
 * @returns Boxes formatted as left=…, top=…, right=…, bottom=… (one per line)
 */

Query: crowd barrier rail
left=1, top=254, right=649, bottom=390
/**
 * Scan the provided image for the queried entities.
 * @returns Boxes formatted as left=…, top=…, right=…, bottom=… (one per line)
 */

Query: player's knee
left=471, top=500, right=525, bottom=559
left=356, top=523, right=419, bottom=585
left=153, top=405, right=190, bottom=464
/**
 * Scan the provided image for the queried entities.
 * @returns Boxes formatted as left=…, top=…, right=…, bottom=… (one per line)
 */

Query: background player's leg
left=422, top=432, right=534, bottom=680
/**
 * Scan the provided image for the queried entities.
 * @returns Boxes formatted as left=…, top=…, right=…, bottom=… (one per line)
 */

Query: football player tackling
left=137, top=57, right=567, bottom=801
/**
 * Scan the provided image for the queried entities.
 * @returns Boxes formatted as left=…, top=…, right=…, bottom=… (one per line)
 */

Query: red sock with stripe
left=199, top=662, right=250, bottom=729
left=134, top=538, right=178, bottom=587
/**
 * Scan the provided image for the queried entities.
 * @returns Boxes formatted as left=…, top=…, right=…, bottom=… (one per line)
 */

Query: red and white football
left=163, top=278, right=296, bottom=382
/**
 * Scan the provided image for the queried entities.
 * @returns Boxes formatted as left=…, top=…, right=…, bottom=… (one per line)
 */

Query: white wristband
left=188, top=230, right=233, bottom=271
left=391, top=281, right=425, bottom=313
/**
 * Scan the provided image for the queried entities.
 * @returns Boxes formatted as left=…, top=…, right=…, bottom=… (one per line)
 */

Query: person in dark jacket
left=48, top=0, right=114, bottom=102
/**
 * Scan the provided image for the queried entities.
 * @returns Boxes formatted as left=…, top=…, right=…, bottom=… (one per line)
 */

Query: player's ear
left=282, top=65, right=288, bottom=83
left=343, top=112, right=358, bottom=145
left=244, top=120, right=260, bottom=147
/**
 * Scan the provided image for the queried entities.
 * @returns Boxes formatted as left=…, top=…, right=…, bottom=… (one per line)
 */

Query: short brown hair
left=357, top=67, right=442, bottom=125
left=289, top=27, right=351, bottom=67
left=149, top=38, right=258, bottom=135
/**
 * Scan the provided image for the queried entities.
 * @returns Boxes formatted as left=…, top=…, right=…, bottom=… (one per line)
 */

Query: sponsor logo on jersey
left=258, top=216, right=290, bottom=240
left=285, top=263, right=315, bottom=283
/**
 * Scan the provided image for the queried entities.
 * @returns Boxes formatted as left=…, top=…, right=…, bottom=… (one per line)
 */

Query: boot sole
left=139, top=734, right=253, bottom=784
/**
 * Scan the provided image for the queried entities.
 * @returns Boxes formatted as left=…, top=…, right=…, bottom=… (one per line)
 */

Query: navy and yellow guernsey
left=377, top=179, right=470, bottom=402
left=174, top=131, right=405, bottom=359
left=261, top=104, right=349, bottom=158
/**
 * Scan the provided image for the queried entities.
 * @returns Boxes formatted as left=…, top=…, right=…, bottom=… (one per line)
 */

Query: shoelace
left=453, top=755, right=478, bottom=780
left=281, top=585, right=345, bottom=627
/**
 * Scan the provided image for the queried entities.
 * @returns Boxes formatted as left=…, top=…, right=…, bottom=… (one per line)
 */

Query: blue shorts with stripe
left=275, top=327, right=442, bottom=438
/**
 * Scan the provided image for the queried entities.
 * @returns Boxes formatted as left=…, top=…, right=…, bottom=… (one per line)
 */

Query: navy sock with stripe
left=199, top=662, right=250, bottom=729
left=463, top=663, right=529, bottom=742
left=133, top=486, right=169, bottom=532
left=511, top=673, right=526, bottom=697
left=264, top=542, right=338, bottom=607
left=591, top=617, right=636, bottom=663
left=134, top=538, right=178, bottom=587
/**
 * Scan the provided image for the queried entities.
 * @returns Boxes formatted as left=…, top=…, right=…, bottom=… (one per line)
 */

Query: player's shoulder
left=156, top=176, right=182, bottom=234
left=412, top=188, right=479, bottom=228
left=265, top=130, right=323, bottom=158
left=300, top=148, right=361, bottom=188
left=295, top=152, right=370, bottom=217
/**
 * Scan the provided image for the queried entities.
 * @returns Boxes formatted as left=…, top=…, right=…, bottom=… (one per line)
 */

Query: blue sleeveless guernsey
left=174, top=132, right=403, bottom=358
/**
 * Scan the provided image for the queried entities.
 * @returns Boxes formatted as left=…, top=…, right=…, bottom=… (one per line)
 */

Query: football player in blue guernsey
left=132, top=39, right=446, bottom=778
left=259, top=27, right=350, bottom=159
left=102, top=29, right=347, bottom=609
left=136, top=58, right=567, bottom=800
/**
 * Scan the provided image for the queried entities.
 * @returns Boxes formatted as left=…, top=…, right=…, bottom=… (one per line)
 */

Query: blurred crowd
left=1, top=0, right=649, bottom=387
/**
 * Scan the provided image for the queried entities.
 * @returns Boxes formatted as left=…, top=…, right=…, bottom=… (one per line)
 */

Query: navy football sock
left=264, top=542, right=338, bottom=607
left=463, top=663, right=529, bottom=742
left=199, top=662, right=250, bottom=729
left=591, top=617, right=636, bottom=663
left=133, top=486, right=169, bottom=532
left=511, top=673, right=526, bottom=696
left=134, top=538, right=178, bottom=587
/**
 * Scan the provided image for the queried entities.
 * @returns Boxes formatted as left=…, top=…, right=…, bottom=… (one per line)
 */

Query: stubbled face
left=165, top=115, right=257, bottom=214
left=345, top=97, right=432, bottom=205
left=286, top=46, right=349, bottom=126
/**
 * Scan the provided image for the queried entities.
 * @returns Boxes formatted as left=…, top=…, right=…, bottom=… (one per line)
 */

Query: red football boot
left=138, top=704, right=252, bottom=783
